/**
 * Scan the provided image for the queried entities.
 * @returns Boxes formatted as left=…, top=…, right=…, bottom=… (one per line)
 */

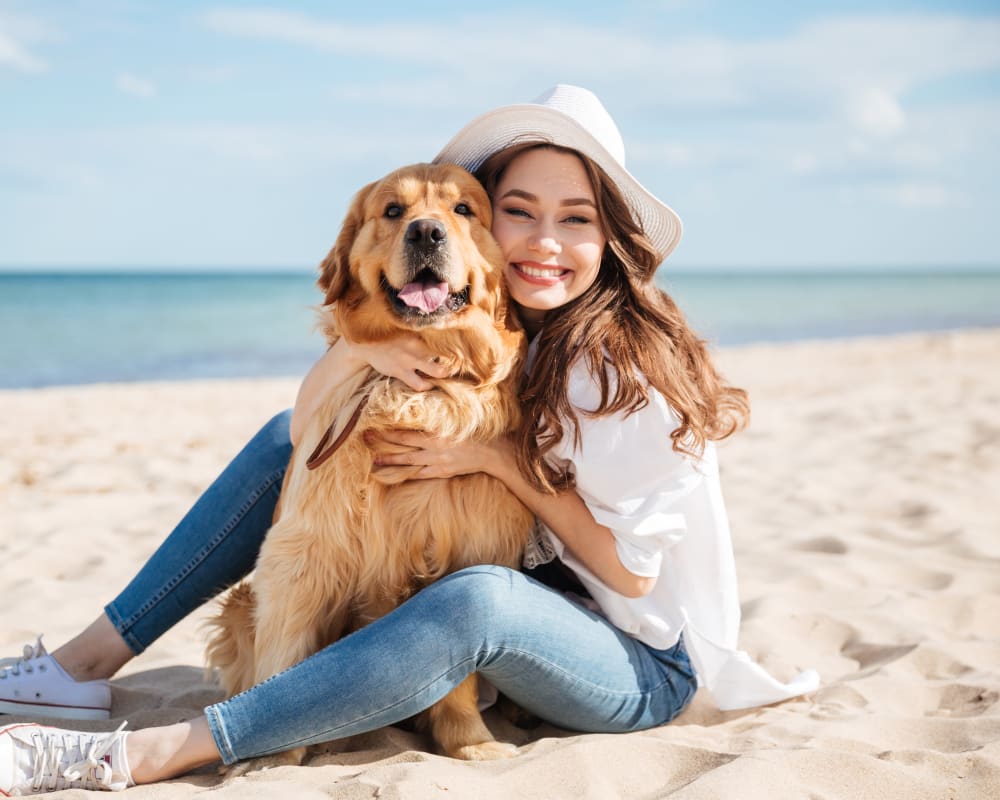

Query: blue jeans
left=104, top=411, right=697, bottom=763
left=104, top=411, right=293, bottom=654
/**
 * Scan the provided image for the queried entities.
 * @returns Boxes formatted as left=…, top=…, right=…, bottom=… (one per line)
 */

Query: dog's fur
left=206, top=163, right=535, bottom=762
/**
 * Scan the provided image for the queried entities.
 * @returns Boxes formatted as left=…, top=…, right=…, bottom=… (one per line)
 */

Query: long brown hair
left=476, top=142, right=750, bottom=493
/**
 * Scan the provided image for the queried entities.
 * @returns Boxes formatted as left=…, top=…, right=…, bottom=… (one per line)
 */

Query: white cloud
left=630, top=140, right=715, bottom=170
left=891, top=181, right=968, bottom=209
left=202, top=9, right=353, bottom=50
left=198, top=8, right=1000, bottom=157
left=0, top=121, right=436, bottom=189
left=0, top=10, right=51, bottom=72
left=888, top=141, right=942, bottom=170
left=790, top=152, right=820, bottom=176
left=116, top=72, right=156, bottom=98
left=200, top=8, right=656, bottom=75
left=0, top=30, right=44, bottom=71
left=200, top=10, right=1000, bottom=92
left=328, top=79, right=468, bottom=109
left=845, top=87, right=907, bottom=139
left=649, top=14, right=999, bottom=142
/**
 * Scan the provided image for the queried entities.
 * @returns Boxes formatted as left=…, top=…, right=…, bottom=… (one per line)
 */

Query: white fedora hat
left=433, top=84, right=682, bottom=262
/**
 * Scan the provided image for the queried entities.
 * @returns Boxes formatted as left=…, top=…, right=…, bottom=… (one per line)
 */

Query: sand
left=1, top=329, right=998, bottom=799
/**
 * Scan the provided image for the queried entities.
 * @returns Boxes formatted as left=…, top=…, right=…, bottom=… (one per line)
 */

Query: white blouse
left=531, top=346, right=820, bottom=711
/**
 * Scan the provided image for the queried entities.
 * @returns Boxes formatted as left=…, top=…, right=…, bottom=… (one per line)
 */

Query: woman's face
left=489, top=148, right=606, bottom=326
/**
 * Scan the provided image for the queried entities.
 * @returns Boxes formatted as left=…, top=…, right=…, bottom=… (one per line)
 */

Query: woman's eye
left=503, top=207, right=531, bottom=218
left=384, top=203, right=403, bottom=219
left=565, top=215, right=592, bottom=224
left=454, top=203, right=472, bottom=216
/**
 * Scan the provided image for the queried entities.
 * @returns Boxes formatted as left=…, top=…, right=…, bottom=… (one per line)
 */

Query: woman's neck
left=515, top=304, right=546, bottom=339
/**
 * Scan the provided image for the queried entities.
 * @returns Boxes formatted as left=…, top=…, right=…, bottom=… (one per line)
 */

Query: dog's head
left=318, top=163, right=508, bottom=346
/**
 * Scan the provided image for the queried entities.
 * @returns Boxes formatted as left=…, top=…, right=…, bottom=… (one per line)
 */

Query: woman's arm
left=290, top=337, right=452, bottom=446
left=485, top=442, right=657, bottom=599
left=370, top=434, right=656, bottom=598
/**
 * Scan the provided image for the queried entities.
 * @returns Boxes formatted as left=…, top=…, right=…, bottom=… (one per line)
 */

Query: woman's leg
left=2, top=565, right=695, bottom=788
left=201, top=565, right=697, bottom=766
left=54, top=410, right=294, bottom=680
left=127, top=717, right=222, bottom=784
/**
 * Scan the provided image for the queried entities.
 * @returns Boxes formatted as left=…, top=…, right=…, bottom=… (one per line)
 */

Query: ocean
left=1, top=269, right=998, bottom=389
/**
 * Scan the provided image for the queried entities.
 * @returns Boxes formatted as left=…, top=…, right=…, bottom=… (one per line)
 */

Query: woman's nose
left=528, top=224, right=561, bottom=254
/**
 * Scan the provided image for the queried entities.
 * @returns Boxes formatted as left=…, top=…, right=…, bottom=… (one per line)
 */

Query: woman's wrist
left=480, top=438, right=516, bottom=483
left=290, top=338, right=371, bottom=445
left=334, top=336, right=370, bottom=373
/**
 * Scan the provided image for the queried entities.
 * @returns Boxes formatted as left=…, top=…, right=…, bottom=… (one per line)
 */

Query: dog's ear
left=317, top=180, right=378, bottom=304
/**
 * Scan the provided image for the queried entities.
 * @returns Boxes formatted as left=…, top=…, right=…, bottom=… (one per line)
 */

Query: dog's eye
left=454, top=203, right=472, bottom=217
left=384, top=203, right=403, bottom=219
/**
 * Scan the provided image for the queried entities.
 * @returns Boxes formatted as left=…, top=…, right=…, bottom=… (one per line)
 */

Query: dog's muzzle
left=384, top=218, right=470, bottom=323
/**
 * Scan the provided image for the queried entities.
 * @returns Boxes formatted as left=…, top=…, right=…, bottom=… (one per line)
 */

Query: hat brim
left=433, top=104, right=682, bottom=262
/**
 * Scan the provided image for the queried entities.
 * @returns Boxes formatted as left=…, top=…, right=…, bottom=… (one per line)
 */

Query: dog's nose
left=406, top=219, right=447, bottom=248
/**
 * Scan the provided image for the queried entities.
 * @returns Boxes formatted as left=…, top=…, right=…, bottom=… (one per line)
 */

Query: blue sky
left=2, top=0, right=998, bottom=270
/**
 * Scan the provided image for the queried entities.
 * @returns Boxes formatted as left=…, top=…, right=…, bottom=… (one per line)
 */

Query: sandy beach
left=2, top=329, right=998, bottom=799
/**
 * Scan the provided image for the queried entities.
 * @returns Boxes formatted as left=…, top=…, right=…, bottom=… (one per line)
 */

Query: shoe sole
left=0, top=699, right=110, bottom=721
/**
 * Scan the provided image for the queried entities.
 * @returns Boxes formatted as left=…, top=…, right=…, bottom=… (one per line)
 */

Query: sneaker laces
left=25, top=722, right=129, bottom=793
left=0, top=636, right=46, bottom=679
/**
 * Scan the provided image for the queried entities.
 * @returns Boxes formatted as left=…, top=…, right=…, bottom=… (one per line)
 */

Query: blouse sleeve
left=555, top=365, right=707, bottom=578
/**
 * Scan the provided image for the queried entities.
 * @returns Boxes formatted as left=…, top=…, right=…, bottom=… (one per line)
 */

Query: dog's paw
left=451, top=740, right=518, bottom=761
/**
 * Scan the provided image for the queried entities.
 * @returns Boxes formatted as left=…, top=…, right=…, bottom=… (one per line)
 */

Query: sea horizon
left=2, top=266, right=999, bottom=390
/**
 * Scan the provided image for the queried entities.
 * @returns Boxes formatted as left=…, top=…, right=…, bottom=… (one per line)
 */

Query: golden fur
left=206, top=163, right=534, bottom=762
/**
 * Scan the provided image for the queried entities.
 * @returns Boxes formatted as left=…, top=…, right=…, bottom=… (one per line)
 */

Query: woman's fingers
left=367, top=433, right=488, bottom=481
left=367, top=431, right=446, bottom=473
left=373, top=449, right=426, bottom=469
left=369, top=429, right=438, bottom=448
left=400, top=371, right=434, bottom=392
left=402, top=362, right=450, bottom=389
left=394, top=342, right=451, bottom=378
left=423, top=356, right=452, bottom=380
left=351, top=336, right=452, bottom=390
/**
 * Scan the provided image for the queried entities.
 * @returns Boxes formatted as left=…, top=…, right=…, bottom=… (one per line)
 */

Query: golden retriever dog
left=206, top=163, right=535, bottom=763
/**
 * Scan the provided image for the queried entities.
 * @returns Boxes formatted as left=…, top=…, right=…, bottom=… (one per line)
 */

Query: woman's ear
left=317, top=180, right=377, bottom=304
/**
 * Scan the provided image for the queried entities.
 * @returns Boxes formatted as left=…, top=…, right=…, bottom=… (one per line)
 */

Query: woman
left=0, top=85, right=818, bottom=794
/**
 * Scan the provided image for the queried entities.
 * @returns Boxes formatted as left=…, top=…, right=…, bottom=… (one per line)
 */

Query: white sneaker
left=0, top=638, right=111, bottom=721
left=0, top=721, right=133, bottom=794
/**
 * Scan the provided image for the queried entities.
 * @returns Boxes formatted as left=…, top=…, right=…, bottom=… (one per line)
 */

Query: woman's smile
left=512, top=261, right=570, bottom=283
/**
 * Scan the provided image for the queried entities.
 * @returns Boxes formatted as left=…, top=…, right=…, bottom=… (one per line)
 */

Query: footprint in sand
left=791, top=535, right=849, bottom=554
left=841, top=640, right=919, bottom=678
left=899, top=500, right=933, bottom=522
left=929, top=684, right=999, bottom=717
left=910, top=645, right=973, bottom=681
left=810, top=684, right=869, bottom=719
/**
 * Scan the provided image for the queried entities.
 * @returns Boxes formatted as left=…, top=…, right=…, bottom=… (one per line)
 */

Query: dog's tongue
left=398, top=281, right=450, bottom=313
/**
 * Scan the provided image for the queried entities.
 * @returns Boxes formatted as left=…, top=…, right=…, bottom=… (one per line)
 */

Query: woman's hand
left=346, top=336, right=452, bottom=392
left=291, top=336, right=452, bottom=446
left=368, top=430, right=501, bottom=480
left=371, top=429, right=654, bottom=597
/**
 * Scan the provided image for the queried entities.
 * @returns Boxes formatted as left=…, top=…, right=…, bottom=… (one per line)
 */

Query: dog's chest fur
left=273, top=368, right=533, bottom=628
